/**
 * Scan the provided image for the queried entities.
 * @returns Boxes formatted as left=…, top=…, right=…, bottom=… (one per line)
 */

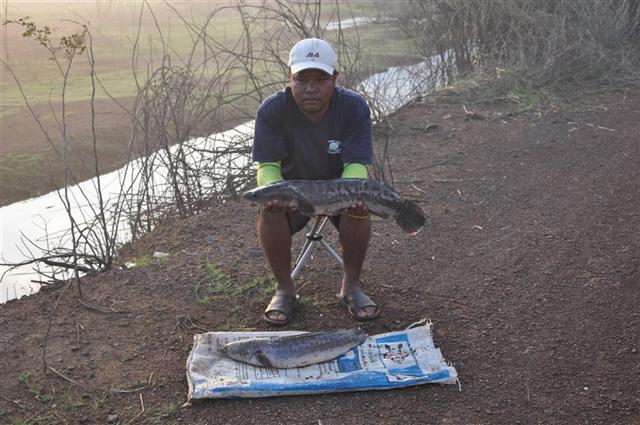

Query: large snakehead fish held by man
left=243, top=178, right=426, bottom=234
left=221, top=328, right=368, bottom=369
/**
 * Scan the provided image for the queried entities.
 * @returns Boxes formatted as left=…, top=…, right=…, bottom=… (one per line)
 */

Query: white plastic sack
left=186, top=322, right=458, bottom=399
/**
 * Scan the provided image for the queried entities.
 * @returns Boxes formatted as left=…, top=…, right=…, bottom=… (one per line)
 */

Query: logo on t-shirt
left=327, top=140, right=342, bottom=155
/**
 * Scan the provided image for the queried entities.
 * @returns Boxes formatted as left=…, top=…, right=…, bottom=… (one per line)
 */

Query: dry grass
left=397, top=0, right=640, bottom=87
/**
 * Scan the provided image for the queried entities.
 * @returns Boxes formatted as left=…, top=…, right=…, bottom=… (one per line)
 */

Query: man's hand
left=344, top=201, right=369, bottom=217
left=263, top=199, right=295, bottom=212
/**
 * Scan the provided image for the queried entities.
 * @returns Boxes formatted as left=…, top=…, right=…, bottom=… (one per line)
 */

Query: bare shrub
left=397, top=0, right=640, bottom=87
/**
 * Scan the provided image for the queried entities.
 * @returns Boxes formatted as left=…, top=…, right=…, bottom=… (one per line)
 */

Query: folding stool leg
left=291, top=216, right=344, bottom=280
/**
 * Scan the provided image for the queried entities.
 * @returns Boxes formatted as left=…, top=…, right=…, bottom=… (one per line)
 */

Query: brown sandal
left=337, top=290, right=380, bottom=321
left=263, top=293, right=298, bottom=326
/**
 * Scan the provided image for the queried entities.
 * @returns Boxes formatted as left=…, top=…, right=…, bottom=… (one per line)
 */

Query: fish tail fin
left=395, top=200, right=426, bottom=234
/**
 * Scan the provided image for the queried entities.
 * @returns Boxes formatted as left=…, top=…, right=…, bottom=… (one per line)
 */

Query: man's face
left=289, top=69, right=337, bottom=120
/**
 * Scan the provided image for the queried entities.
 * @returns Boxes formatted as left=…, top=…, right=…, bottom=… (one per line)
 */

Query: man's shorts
left=288, top=211, right=370, bottom=234
left=288, top=211, right=341, bottom=234
left=258, top=206, right=368, bottom=235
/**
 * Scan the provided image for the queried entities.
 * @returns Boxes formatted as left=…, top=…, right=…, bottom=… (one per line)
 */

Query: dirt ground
left=0, top=86, right=638, bottom=424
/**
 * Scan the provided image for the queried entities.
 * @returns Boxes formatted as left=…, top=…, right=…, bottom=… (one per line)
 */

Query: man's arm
left=341, top=163, right=368, bottom=179
left=258, top=162, right=367, bottom=186
left=341, top=163, right=369, bottom=217
left=257, top=161, right=284, bottom=186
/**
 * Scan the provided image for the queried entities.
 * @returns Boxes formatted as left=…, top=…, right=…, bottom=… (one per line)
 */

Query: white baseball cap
left=288, top=38, right=337, bottom=75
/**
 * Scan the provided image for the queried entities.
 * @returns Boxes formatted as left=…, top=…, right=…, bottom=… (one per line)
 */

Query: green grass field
left=1, top=1, right=415, bottom=111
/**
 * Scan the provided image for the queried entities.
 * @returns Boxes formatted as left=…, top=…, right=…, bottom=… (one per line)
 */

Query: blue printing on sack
left=336, top=347, right=362, bottom=373
left=374, top=333, right=423, bottom=377
left=191, top=369, right=454, bottom=399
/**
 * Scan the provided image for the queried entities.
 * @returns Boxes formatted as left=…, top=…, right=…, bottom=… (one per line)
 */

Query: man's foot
left=263, top=292, right=298, bottom=325
left=337, top=289, right=380, bottom=321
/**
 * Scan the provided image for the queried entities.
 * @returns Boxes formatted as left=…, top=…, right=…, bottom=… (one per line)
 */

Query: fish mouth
left=242, top=189, right=259, bottom=201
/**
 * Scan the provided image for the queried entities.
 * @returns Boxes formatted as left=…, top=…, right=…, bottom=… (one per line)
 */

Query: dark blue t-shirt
left=252, top=86, right=373, bottom=181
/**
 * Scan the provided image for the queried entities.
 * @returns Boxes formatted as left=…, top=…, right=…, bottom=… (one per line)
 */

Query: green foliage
left=148, top=403, right=181, bottom=424
left=129, top=255, right=153, bottom=268
left=437, top=67, right=559, bottom=113
left=193, top=264, right=230, bottom=304
left=298, top=295, right=337, bottom=310
left=160, top=402, right=178, bottom=415
left=59, top=391, right=85, bottom=411
left=196, top=264, right=274, bottom=303
left=240, top=274, right=277, bottom=298
left=16, top=370, right=56, bottom=420
left=126, top=254, right=168, bottom=269
left=194, top=264, right=275, bottom=330
left=17, top=371, right=32, bottom=386
left=5, top=17, right=86, bottom=59
left=205, top=263, right=233, bottom=295
left=506, top=82, right=553, bottom=112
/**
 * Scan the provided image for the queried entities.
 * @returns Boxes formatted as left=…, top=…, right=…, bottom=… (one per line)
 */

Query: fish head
left=221, top=342, right=273, bottom=368
left=242, top=186, right=265, bottom=202
left=220, top=342, right=252, bottom=362
left=243, top=183, right=299, bottom=204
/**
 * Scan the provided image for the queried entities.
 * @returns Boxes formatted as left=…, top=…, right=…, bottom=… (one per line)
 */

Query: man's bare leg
left=338, top=212, right=377, bottom=319
left=257, top=206, right=295, bottom=322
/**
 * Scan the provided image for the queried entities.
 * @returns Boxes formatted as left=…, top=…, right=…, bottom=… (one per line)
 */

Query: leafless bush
left=1, top=19, right=116, bottom=290
left=397, top=0, right=640, bottom=86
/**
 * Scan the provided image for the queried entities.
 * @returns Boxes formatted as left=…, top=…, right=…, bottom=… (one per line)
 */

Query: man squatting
left=252, top=38, right=379, bottom=325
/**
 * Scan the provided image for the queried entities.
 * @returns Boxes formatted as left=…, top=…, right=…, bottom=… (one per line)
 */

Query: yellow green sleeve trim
left=341, top=163, right=368, bottom=179
left=256, top=162, right=284, bottom=186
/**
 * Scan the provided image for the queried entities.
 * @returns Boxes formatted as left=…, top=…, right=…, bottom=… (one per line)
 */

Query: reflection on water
left=1, top=50, right=447, bottom=303
left=325, top=17, right=377, bottom=31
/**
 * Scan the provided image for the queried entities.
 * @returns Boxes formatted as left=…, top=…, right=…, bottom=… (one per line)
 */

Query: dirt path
left=0, top=87, right=638, bottom=424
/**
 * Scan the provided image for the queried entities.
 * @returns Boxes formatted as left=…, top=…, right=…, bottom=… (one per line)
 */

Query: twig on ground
left=463, top=105, right=486, bottom=120
left=434, top=178, right=466, bottom=183
left=582, top=120, right=615, bottom=132
left=125, top=394, right=145, bottom=424
left=76, top=295, right=128, bottom=314
left=0, top=394, right=24, bottom=408
left=122, top=351, right=145, bottom=362
left=48, top=366, right=81, bottom=386
left=75, top=320, right=83, bottom=344
left=111, top=384, right=147, bottom=394
left=411, top=183, right=426, bottom=194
